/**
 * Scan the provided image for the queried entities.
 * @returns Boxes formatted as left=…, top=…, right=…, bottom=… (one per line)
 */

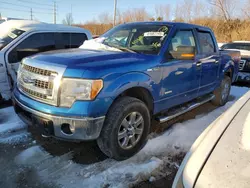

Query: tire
left=212, top=76, right=231, bottom=106
left=97, top=96, right=151, bottom=160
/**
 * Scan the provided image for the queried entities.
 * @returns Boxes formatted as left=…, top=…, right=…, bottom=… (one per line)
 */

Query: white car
left=221, top=41, right=250, bottom=83
left=217, top=42, right=225, bottom=49
left=173, top=90, right=250, bottom=188
left=0, top=20, right=91, bottom=101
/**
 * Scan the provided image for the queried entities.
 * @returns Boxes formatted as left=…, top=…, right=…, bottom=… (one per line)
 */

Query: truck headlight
left=59, top=78, right=103, bottom=107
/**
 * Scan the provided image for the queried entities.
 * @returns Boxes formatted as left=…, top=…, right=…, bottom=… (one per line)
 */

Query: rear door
left=196, top=30, right=220, bottom=95
left=56, top=32, right=88, bottom=49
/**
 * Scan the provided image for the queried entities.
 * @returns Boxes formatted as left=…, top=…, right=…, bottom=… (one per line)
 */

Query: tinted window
left=221, top=43, right=250, bottom=51
left=198, top=32, right=215, bottom=53
left=56, top=33, right=88, bottom=49
left=8, top=33, right=56, bottom=63
left=167, top=30, right=196, bottom=59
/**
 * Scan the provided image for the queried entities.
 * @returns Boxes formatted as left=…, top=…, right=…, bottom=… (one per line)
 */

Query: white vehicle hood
left=226, top=49, right=250, bottom=57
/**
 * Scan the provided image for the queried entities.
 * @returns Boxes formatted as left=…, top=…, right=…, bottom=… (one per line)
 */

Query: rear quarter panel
left=219, top=50, right=240, bottom=82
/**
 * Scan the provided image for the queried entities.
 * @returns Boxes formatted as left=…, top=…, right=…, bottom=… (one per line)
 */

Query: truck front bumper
left=13, top=96, right=105, bottom=141
left=237, top=72, right=250, bottom=83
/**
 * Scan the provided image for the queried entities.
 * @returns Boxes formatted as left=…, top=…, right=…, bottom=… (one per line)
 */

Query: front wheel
left=97, top=96, right=150, bottom=160
left=212, top=76, right=231, bottom=106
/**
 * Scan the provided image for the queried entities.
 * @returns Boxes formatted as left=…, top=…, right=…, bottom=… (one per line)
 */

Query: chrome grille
left=239, top=60, right=246, bottom=71
left=35, top=80, right=53, bottom=89
left=17, top=63, right=58, bottom=106
left=20, top=85, right=47, bottom=99
left=23, top=64, right=57, bottom=76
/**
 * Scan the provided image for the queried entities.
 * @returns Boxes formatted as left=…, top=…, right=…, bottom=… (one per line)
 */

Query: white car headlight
left=59, top=78, right=103, bottom=107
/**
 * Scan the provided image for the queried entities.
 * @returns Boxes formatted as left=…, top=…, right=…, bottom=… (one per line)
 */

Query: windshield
left=101, top=24, right=170, bottom=55
left=221, top=43, right=250, bottom=51
left=0, top=27, right=25, bottom=50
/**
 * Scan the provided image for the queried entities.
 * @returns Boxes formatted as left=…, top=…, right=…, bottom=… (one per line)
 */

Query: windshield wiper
left=113, top=46, right=137, bottom=53
left=105, top=43, right=137, bottom=53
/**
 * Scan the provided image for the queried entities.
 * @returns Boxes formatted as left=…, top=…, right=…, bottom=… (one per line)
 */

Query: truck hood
left=30, top=48, right=157, bottom=69
left=226, top=49, right=250, bottom=57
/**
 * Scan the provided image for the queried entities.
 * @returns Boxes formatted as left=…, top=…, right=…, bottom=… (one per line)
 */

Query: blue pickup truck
left=13, top=22, right=240, bottom=160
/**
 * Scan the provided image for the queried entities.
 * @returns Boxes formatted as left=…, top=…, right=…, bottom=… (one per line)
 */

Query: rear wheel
left=97, top=96, right=150, bottom=160
left=212, top=76, right=231, bottom=106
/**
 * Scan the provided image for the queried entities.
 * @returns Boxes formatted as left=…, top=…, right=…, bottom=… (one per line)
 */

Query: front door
left=156, top=30, right=201, bottom=113
left=196, top=30, right=219, bottom=96
left=5, top=32, right=56, bottom=82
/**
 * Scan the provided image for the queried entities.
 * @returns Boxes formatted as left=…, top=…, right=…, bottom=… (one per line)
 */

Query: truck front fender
left=101, top=72, right=157, bottom=100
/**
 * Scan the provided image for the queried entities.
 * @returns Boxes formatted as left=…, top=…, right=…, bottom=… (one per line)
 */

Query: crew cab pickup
left=13, top=22, right=240, bottom=160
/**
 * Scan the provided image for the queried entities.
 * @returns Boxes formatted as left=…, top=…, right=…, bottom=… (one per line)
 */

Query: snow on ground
left=0, top=86, right=249, bottom=187
left=0, top=106, right=28, bottom=144
left=0, top=107, right=27, bottom=134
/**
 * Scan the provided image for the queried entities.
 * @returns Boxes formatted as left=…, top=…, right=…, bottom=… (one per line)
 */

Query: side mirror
left=169, top=46, right=195, bottom=60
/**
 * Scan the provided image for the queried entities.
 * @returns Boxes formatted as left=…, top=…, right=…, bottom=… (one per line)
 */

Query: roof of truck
left=1, top=20, right=91, bottom=35
left=123, top=21, right=211, bottom=30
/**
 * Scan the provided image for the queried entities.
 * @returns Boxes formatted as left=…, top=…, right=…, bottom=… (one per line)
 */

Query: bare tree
left=209, top=0, right=239, bottom=41
left=98, top=12, right=112, bottom=24
left=193, top=0, right=206, bottom=19
left=242, top=0, right=250, bottom=19
left=62, top=13, right=74, bottom=25
left=174, top=3, right=186, bottom=22
left=155, top=4, right=171, bottom=21
left=121, top=8, right=150, bottom=22
left=208, top=0, right=235, bottom=20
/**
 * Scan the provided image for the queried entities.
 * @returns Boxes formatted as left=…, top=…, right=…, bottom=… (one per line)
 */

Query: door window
left=167, top=30, right=196, bottom=60
left=8, top=33, right=56, bottom=63
left=56, top=33, right=88, bottom=49
left=197, top=32, right=215, bottom=54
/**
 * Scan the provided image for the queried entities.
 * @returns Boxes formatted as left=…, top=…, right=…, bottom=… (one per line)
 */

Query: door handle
left=175, top=71, right=183, bottom=75
left=196, top=61, right=202, bottom=67
left=0, top=63, right=3, bottom=67
left=215, top=60, right=219, bottom=64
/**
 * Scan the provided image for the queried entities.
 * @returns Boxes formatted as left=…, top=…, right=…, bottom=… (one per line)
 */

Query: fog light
left=69, top=124, right=75, bottom=133
left=61, top=123, right=74, bottom=135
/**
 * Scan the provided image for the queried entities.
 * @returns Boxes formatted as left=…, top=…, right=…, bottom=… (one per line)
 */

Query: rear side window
left=198, top=32, right=215, bottom=54
left=8, top=33, right=56, bottom=63
left=57, top=33, right=88, bottom=49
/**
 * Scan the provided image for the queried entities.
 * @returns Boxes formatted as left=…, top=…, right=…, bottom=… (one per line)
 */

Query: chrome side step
left=157, top=94, right=215, bottom=123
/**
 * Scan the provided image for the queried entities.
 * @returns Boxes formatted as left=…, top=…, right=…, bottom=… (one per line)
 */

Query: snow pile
left=80, top=38, right=122, bottom=52
left=0, top=107, right=26, bottom=134
left=80, top=157, right=163, bottom=188
left=0, top=131, right=30, bottom=145
left=0, top=106, right=28, bottom=144
left=15, top=146, right=51, bottom=165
